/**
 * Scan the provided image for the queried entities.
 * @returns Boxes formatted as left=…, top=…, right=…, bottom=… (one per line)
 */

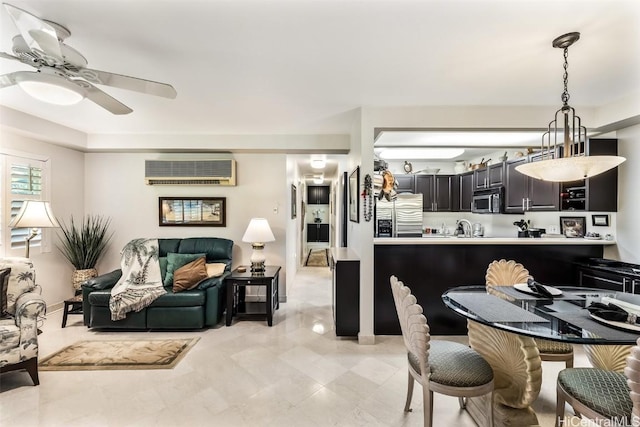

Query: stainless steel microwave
left=472, top=187, right=504, bottom=214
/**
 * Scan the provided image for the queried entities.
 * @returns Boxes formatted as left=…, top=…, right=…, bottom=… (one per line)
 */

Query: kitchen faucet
left=456, top=219, right=472, bottom=237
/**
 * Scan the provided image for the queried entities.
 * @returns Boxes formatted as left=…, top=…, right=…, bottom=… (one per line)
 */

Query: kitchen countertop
left=374, top=236, right=616, bottom=245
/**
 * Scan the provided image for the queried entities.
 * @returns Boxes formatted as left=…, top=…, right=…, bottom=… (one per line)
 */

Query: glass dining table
left=442, top=285, right=640, bottom=345
left=441, top=285, right=640, bottom=427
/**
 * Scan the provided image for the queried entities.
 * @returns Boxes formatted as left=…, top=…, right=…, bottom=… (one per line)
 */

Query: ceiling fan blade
left=0, top=51, right=21, bottom=62
left=4, top=3, right=63, bottom=62
left=83, top=82, right=133, bottom=115
left=81, top=68, right=177, bottom=99
left=0, top=70, right=24, bottom=88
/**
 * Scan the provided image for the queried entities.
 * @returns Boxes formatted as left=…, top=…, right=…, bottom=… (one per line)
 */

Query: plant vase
left=72, top=268, right=98, bottom=292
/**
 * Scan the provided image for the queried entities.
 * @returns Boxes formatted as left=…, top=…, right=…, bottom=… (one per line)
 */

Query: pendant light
left=515, top=32, right=625, bottom=182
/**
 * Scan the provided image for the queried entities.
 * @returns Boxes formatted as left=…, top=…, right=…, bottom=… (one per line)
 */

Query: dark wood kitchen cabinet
left=473, top=162, right=504, bottom=191
left=505, top=156, right=559, bottom=213
left=560, top=139, right=619, bottom=212
left=307, top=186, right=330, bottom=205
left=307, top=223, right=329, bottom=242
left=330, top=248, right=359, bottom=337
left=456, top=172, right=474, bottom=212
left=415, top=174, right=454, bottom=212
left=394, top=174, right=415, bottom=194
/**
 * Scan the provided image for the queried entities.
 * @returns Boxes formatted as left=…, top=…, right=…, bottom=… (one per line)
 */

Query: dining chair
left=555, top=337, right=640, bottom=427
left=389, top=275, right=494, bottom=427
left=485, top=259, right=574, bottom=368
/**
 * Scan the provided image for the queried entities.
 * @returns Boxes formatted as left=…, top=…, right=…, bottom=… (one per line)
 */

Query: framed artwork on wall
left=349, top=166, right=360, bottom=223
left=159, top=197, right=226, bottom=227
left=559, top=216, right=586, bottom=238
left=592, top=214, right=609, bottom=226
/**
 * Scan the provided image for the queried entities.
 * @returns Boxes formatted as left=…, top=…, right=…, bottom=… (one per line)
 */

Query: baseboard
left=48, top=301, right=63, bottom=313
left=358, top=333, right=376, bottom=345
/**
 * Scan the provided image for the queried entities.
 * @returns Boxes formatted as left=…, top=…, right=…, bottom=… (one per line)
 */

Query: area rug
left=305, top=249, right=329, bottom=267
left=39, top=338, right=199, bottom=371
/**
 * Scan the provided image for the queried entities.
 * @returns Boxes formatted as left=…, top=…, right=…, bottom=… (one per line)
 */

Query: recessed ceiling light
left=313, top=174, right=324, bottom=184
left=377, top=148, right=465, bottom=160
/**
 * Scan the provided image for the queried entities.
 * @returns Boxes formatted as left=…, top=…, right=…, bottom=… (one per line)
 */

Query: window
left=1, top=154, right=50, bottom=256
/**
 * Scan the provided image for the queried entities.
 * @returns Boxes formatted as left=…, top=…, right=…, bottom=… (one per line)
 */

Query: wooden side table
left=62, top=294, right=83, bottom=328
left=225, top=266, right=281, bottom=326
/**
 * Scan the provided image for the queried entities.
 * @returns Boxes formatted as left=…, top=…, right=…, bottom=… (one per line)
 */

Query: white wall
left=1, top=128, right=85, bottom=309
left=84, top=152, right=289, bottom=296
left=610, top=124, right=640, bottom=263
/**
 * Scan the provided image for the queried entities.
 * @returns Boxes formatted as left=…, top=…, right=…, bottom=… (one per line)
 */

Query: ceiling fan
left=0, top=3, right=176, bottom=114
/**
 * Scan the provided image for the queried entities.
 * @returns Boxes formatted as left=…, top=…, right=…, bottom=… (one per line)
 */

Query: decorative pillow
left=205, top=263, right=227, bottom=278
left=159, top=257, right=168, bottom=280
left=0, top=258, right=36, bottom=316
left=173, top=257, right=208, bottom=292
left=0, top=267, right=11, bottom=316
left=164, top=252, right=206, bottom=287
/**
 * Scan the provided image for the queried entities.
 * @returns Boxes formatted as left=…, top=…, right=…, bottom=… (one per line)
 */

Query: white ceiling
left=1, top=0, right=639, bottom=138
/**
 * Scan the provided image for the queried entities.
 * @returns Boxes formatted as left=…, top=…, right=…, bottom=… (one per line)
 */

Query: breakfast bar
left=374, top=237, right=615, bottom=335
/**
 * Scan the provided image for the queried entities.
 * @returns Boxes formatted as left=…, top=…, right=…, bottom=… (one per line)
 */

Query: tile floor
left=1, top=266, right=591, bottom=426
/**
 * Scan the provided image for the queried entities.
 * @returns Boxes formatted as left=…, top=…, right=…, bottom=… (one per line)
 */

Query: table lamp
left=8, top=200, right=60, bottom=258
left=242, top=218, right=275, bottom=272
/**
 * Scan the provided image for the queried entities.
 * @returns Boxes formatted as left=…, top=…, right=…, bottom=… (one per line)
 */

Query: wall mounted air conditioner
left=144, top=159, right=237, bottom=185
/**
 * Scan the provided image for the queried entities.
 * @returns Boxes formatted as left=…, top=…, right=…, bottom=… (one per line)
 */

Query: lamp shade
left=242, top=218, right=275, bottom=243
left=8, top=200, right=60, bottom=228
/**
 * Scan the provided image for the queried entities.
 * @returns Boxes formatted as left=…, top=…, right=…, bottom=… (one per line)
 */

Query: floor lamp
left=8, top=200, right=60, bottom=258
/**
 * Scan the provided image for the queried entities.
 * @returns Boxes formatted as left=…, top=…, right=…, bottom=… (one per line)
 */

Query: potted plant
left=57, top=215, right=113, bottom=292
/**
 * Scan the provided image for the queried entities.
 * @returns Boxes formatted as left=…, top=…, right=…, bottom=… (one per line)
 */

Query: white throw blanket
left=110, top=238, right=166, bottom=321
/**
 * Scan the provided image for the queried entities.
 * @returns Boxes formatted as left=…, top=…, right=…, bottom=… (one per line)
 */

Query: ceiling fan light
left=16, top=73, right=85, bottom=105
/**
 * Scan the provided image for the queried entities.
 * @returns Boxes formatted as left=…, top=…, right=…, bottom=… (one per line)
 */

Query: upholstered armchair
left=0, top=257, right=46, bottom=385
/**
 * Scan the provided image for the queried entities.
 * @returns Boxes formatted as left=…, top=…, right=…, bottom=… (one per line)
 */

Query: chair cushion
left=558, top=368, right=632, bottom=420
left=408, top=340, right=494, bottom=387
left=535, top=338, right=573, bottom=354
left=0, top=319, right=20, bottom=353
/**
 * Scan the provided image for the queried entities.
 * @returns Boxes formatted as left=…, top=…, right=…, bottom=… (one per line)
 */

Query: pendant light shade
left=515, top=32, right=625, bottom=182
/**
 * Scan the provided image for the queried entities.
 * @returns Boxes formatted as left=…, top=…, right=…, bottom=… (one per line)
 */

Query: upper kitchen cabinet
left=505, top=155, right=559, bottom=213
left=394, top=174, right=415, bottom=194
left=456, top=171, right=474, bottom=212
left=307, top=185, right=330, bottom=205
left=473, top=162, right=504, bottom=192
left=415, top=174, right=454, bottom=212
left=560, top=139, right=619, bottom=212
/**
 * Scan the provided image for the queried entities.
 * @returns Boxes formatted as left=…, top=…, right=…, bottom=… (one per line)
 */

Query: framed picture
left=592, top=214, right=609, bottom=227
left=349, top=166, right=360, bottom=223
left=291, top=184, right=297, bottom=219
left=559, top=216, right=586, bottom=238
left=159, top=197, right=226, bottom=227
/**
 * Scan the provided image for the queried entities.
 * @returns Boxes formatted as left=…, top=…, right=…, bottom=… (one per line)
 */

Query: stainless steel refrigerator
left=375, top=193, right=423, bottom=237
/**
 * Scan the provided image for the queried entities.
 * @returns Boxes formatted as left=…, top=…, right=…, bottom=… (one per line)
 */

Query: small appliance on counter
left=472, top=223, right=484, bottom=237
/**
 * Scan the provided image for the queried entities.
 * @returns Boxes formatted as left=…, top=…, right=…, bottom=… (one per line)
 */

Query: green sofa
left=82, top=237, right=233, bottom=330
